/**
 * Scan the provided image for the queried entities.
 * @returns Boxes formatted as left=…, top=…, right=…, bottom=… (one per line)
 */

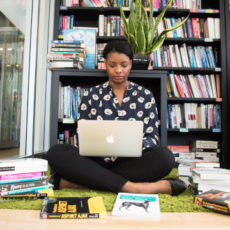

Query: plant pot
left=132, top=54, right=150, bottom=70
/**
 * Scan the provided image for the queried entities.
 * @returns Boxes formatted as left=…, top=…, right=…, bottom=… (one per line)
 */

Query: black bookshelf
left=51, top=0, right=230, bottom=168
left=50, top=69, right=167, bottom=148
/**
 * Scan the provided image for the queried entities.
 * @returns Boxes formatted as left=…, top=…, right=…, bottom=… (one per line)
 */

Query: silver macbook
left=78, top=120, right=144, bottom=157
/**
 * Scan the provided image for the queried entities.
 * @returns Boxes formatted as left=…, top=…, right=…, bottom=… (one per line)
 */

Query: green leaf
left=150, top=0, right=173, bottom=44
left=147, top=36, right=165, bottom=54
left=149, top=0, right=154, bottom=28
left=120, top=7, right=128, bottom=33
left=135, top=0, right=142, bottom=22
left=136, top=22, right=146, bottom=54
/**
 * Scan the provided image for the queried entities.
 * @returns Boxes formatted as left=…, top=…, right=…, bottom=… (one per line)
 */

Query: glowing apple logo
left=106, top=135, right=115, bottom=144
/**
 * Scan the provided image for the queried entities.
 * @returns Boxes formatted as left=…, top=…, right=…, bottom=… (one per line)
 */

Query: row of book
left=149, top=44, right=218, bottom=68
left=58, top=130, right=77, bottom=146
left=60, top=13, right=220, bottom=40
left=98, top=15, right=220, bottom=39
left=0, top=158, right=53, bottom=199
left=167, top=103, right=221, bottom=129
left=60, top=0, right=205, bottom=10
left=58, top=84, right=85, bottom=119
left=47, top=40, right=86, bottom=69
left=157, top=16, right=220, bottom=39
left=167, top=73, right=221, bottom=99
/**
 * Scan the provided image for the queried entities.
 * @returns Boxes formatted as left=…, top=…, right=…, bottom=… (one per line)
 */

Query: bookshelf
left=50, top=0, right=229, bottom=168
left=50, top=69, right=167, bottom=147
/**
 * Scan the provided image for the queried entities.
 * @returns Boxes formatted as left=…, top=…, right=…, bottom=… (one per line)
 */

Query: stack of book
left=190, top=167, right=230, bottom=194
left=177, top=158, right=220, bottom=186
left=47, top=40, right=86, bottom=69
left=190, top=140, right=220, bottom=163
left=168, top=145, right=195, bottom=163
left=0, top=158, right=53, bottom=199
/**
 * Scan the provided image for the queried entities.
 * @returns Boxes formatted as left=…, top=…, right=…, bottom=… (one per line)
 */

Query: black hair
left=103, top=40, right=133, bottom=60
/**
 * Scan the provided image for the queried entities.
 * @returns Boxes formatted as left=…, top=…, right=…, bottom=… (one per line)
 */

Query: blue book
left=64, top=28, right=97, bottom=69
left=59, top=14, right=63, bottom=36
left=72, top=88, right=76, bottom=119
left=70, top=15, right=75, bottom=28
left=171, top=18, right=178, bottom=38
left=186, top=18, right=193, bottom=38
left=188, top=47, right=197, bottom=67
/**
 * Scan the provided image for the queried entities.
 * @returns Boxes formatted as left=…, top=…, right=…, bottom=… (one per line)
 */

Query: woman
left=47, top=40, right=187, bottom=195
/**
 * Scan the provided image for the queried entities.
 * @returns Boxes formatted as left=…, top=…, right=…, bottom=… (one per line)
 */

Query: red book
left=174, top=74, right=185, bottom=98
left=192, top=18, right=199, bottom=38
left=168, top=145, right=190, bottom=153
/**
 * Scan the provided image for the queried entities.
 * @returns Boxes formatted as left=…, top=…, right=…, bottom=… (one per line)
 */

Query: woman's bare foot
left=59, top=177, right=87, bottom=190
left=121, top=180, right=172, bottom=195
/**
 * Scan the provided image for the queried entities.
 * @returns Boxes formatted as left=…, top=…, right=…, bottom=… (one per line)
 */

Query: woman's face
left=105, top=52, right=132, bottom=86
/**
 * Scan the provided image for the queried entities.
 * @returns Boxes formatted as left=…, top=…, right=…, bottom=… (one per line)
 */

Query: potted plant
left=120, top=0, right=189, bottom=69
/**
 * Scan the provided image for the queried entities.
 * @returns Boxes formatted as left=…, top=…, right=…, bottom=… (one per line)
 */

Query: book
left=112, top=193, right=161, bottom=219
left=168, top=145, right=190, bottom=153
left=194, top=189, right=230, bottom=215
left=40, top=197, right=107, bottom=219
left=190, top=140, right=218, bottom=149
left=0, top=188, right=54, bottom=199
left=0, top=171, right=43, bottom=182
left=177, top=159, right=220, bottom=168
left=0, top=183, right=53, bottom=196
left=191, top=168, right=230, bottom=180
left=64, top=28, right=97, bottom=69
left=0, top=176, right=48, bottom=194
left=0, top=158, right=48, bottom=175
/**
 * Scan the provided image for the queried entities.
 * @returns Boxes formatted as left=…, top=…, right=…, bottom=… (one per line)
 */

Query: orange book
left=168, top=145, right=190, bottom=153
left=215, top=74, right=221, bottom=98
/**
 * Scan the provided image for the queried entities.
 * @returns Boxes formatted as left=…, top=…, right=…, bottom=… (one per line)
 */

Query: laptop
left=78, top=120, right=144, bottom=157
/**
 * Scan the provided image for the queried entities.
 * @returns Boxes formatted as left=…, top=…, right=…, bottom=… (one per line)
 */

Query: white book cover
left=0, top=158, right=48, bottom=175
left=192, top=168, right=230, bottom=180
left=112, top=193, right=161, bottom=219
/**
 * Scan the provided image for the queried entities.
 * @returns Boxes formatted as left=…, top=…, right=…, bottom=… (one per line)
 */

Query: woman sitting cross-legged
left=47, top=40, right=187, bottom=196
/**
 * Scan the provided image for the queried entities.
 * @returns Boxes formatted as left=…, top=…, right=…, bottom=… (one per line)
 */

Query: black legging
left=47, top=144, right=175, bottom=193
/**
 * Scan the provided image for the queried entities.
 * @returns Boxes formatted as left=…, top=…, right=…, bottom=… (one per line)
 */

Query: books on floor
left=190, top=167, right=230, bottom=194
left=194, top=189, right=230, bottom=215
left=112, top=193, right=161, bottom=219
left=0, top=158, right=53, bottom=198
left=40, top=196, right=107, bottom=219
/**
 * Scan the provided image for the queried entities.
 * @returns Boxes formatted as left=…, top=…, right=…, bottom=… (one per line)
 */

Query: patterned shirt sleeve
left=77, top=89, right=91, bottom=120
left=142, top=90, right=159, bottom=149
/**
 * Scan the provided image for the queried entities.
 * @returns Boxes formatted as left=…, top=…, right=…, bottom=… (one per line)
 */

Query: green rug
left=0, top=168, right=208, bottom=212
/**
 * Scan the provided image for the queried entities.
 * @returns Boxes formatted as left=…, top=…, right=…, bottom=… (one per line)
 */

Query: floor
left=0, top=210, right=230, bottom=230
left=0, top=148, right=19, bottom=159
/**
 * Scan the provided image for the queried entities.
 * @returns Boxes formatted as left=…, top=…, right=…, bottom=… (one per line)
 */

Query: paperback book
left=194, top=189, right=230, bottom=215
left=40, top=197, right=107, bottom=219
left=0, top=158, right=48, bottom=175
left=112, top=193, right=161, bottom=219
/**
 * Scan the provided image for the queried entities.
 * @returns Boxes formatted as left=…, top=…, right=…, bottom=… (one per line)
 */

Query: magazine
left=112, top=193, right=161, bottom=219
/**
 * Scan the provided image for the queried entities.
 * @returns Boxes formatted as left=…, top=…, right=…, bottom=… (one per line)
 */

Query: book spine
left=0, top=177, right=48, bottom=193
left=0, top=171, right=43, bottom=181
left=0, top=184, right=52, bottom=196
left=0, top=165, right=48, bottom=175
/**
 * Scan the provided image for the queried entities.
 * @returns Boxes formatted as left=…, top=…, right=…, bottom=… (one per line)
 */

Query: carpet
left=0, top=168, right=208, bottom=212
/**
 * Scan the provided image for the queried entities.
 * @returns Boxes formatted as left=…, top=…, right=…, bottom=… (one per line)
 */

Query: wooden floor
left=0, top=210, right=230, bottom=230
